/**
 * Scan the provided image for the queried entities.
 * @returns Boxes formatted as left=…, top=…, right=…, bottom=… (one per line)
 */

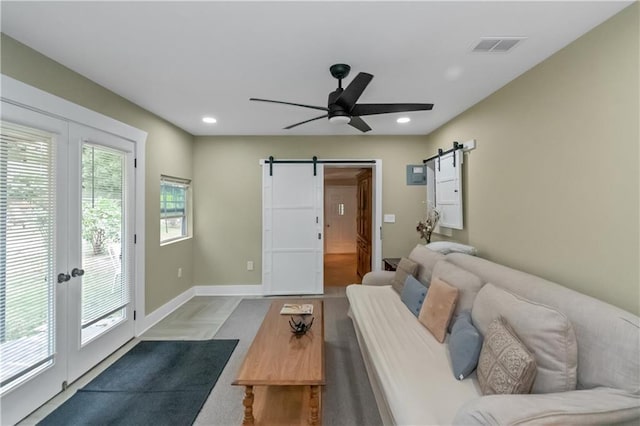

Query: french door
left=0, top=102, right=135, bottom=424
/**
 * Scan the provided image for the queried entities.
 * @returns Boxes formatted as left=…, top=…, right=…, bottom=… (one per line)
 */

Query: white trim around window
left=160, top=175, right=192, bottom=245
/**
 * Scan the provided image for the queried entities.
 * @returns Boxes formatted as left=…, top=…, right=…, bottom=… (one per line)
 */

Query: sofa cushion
left=400, top=275, right=428, bottom=317
left=390, top=257, right=418, bottom=294
left=472, top=283, right=578, bottom=394
left=346, top=284, right=481, bottom=425
left=419, top=277, right=459, bottom=343
left=432, top=260, right=484, bottom=319
left=449, top=311, right=483, bottom=380
left=444, top=253, right=640, bottom=394
left=408, top=244, right=445, bottom=284
left=477, top=317, right=537, bottom=395
left=362, top=270, right=395, bottom=286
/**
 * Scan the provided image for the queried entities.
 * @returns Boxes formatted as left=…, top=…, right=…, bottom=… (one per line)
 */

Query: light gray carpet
left=194, top=296, right=383, bottom=426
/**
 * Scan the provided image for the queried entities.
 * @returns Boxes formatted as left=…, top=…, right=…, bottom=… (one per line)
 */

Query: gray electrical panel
left=406, top=164, right=426, bottom=185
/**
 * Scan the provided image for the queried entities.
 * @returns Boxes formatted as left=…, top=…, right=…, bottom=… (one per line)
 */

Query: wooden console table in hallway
left=233, top=300, right=325, bottom=425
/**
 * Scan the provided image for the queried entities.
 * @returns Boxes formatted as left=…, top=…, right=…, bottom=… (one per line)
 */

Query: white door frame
left=0, top=75, right=147, bottom=336
left=0, top=75, right=147, bottom=425
left=259, top=158, right=383, bottom=288
left=326, top=161, right=382, bottom=272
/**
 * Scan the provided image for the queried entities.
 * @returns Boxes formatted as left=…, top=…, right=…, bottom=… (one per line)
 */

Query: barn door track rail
left=265, top=156, right=376, bottom=176
left=423, top=141, right=465, bottom=171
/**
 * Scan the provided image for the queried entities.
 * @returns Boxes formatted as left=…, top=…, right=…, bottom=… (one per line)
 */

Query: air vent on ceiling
left=472, top=37, right=526, bottom=53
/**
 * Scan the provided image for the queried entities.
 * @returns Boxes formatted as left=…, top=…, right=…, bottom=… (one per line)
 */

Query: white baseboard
left=135, top=284, right=263, bottom=336
left=136, top=287, right=195, bottom=336
left=193, top=284, right=263, bottom=296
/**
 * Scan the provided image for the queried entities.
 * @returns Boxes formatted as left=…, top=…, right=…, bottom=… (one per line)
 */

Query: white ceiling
left=1, top=1, right=631, bottom=136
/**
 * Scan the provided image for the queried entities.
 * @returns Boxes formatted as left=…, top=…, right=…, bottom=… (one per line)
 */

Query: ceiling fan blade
left=351, top=103, right=434, bottom=116
left=335, top=72, right=373, bottom=111
left=250, top=98, right=328, bottom=112
left=283, top=114, right=329, bottom=130
left=348, top=116, right=372, bottom=133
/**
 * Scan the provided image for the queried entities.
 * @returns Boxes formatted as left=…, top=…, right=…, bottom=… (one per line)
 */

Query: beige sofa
left=346, top=245, right=640, bottom=425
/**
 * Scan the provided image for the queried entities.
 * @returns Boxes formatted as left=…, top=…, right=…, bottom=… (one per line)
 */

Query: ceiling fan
left=250, top=64, right=434, bottom=133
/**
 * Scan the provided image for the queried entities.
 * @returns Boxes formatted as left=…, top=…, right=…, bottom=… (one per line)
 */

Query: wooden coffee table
left=233, top=300, right=324, bottom=425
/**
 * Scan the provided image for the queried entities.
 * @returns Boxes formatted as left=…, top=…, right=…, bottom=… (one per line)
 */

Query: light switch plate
left=384, top=214, right=396, bottom=223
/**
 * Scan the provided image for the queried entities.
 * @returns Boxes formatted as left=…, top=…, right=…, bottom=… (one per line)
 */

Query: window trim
left=160, top=175, right=191, bottom=245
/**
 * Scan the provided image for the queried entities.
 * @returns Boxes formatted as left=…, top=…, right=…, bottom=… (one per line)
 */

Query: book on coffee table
left=279, top=303, right=314, bottom=315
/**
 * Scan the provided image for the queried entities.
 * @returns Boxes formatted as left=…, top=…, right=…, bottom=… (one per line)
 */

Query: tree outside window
left=160, top=176, right=190, bottom=243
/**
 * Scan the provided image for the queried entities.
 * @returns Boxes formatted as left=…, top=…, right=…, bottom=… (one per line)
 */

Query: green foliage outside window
left=82, top=199, right=121, bottom=255
left=82, top=145, right=123, bottom=254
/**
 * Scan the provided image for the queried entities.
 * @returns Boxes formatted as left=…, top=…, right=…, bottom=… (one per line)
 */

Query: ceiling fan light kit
left=250, top=63, right=434, bottom=133
left=329, top=115, right=351, bottom=125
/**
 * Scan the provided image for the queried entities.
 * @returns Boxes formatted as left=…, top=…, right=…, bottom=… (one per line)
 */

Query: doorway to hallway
left=324, top=253, right=360, bottom=286
left=323, top=167, right=370, bottom=286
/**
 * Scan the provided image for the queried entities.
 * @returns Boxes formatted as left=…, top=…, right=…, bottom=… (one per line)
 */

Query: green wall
left=192, top=135, right=430, bottom=285
left=1, top=34, right=195, bottom=314
left=425, top=3, right=639, bottom=314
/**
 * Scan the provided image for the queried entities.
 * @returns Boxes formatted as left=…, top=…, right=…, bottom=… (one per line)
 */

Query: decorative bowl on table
left=289, top=315, right=314, bottom=336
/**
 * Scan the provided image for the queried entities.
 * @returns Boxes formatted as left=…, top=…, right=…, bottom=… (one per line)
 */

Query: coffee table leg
left=309, top=385, right=320, bottom=425
left=242, top=385, right=255, bottom=425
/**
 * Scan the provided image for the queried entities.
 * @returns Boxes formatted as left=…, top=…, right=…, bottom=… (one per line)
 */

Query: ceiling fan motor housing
left=328, top=88, right=350, bottom=121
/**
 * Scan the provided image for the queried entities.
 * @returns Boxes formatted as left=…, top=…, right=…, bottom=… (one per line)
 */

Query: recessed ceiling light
left=397, top=117, right=411, bottom=124
left=202, top=116, right=217, bottom=124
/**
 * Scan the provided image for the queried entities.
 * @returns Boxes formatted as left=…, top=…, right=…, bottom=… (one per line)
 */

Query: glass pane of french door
left=0, top=121, right=56, bottom=391
left=80, top=143, right=128, bottom=344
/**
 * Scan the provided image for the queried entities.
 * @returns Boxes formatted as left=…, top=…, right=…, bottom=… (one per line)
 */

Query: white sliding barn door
left=262, top=163, right=323, bottom=295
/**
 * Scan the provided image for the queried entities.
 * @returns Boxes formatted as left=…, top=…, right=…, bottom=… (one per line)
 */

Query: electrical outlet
left=177, top=267, right=182, bottom=278
left=247, top=261, right=254, bottom=271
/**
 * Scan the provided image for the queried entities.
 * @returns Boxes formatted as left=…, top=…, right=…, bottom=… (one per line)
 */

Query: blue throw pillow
left=400, top=275, right=428, bottom=317
left=449, top=310, right=483, bottom=380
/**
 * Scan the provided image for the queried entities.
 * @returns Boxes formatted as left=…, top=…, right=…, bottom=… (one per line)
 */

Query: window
left=160, top=176, right=190, bottom=243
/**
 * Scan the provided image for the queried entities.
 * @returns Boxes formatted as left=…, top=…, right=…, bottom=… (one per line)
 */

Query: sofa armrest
left=453, top=387, right=640, bottom=425
left=361, top=271, right=395, bottom=286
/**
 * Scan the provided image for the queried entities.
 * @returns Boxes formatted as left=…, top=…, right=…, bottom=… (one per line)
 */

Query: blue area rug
left=39, top=339, right=238, bottom=426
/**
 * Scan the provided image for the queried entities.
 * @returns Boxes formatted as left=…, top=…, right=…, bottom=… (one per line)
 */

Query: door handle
left=57, top=273, right=71, bottom=283
left=71, top=268, right=85, bottom=278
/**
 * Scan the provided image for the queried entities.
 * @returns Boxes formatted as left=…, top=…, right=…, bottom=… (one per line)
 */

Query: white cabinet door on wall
left=430, top=150, right=463, bottom=230
left=262, top=163, right=323, bottom=295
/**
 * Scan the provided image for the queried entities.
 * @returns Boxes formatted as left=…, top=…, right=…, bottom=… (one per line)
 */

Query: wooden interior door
left=356, top=169, right=372, bottom=278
